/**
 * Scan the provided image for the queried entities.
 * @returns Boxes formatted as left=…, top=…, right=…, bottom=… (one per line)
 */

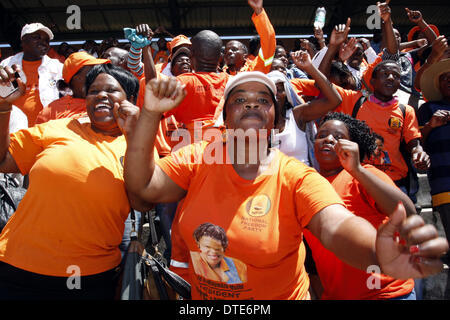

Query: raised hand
left=376, top=202, right=448, bottom=279
left=135, top=24, right=153, bottom=40
left=144, top=77, right=186, bottom=114
left=339, top=37, right=358, bottom=62
left=334, top=139, right=362, bottom=174
left=290, top=50, right=313, bottom=71
left=329, top=18, right=351, bottom=48
left=113, top=100, right=140, bottom=138
left=314, top=26, right=324, bottom=41
left=412, top=149, right=430, bottom=172
left=428, top=109, right=450, bottom=129
left=358, top=38, right=371, bottom=51
left=377, top=1, right=392, bottom=23
left=0, top=65, right=26, bottom=108
left=405, top=8, right=423, bottom=24
left=247, top=0, right=263, bottom=15
left=428, top=36, right=448, bottom=63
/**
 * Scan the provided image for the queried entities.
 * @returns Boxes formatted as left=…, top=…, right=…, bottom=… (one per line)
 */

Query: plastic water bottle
left=314, top=7, right=326, bottom=29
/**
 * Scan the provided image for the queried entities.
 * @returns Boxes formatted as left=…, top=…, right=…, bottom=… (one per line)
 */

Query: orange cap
left=407, top=24, right=440, bottom=42
left=63, top=51, right=110, bottom=83
left=167, top=35, right=191, bottom=59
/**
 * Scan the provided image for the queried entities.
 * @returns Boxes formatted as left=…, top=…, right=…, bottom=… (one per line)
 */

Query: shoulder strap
left=351, top=95, right=368, bottom=118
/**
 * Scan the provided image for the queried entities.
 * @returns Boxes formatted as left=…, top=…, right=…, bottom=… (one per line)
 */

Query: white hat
left=224, top=71, right=277, bottom=100
left=21, top=23, right=54, bottom=40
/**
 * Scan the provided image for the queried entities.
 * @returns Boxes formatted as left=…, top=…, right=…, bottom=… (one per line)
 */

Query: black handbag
left=120, top=209, right=191, bottom=300
left=0, top=174, right=26, bottom=233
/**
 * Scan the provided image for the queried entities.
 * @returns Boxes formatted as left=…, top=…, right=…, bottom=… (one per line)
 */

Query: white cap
left=224, top=71, right=277, bottom=100
left=21, top=23, right=54, bottom=40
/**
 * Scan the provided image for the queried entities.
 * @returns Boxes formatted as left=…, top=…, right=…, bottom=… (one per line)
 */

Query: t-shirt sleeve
left=8, top=124, right=46, bottom=175
left=293, top=165, right=345, bottom=228
left=290, top=79, right=320, bottom=97
left=403, top=105, right=422, bottom=144
left=156, top=142, right=204, bottom=190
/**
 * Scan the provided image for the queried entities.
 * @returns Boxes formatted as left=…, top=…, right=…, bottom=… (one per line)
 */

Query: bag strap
left=351, top=95, right=368, bottom=118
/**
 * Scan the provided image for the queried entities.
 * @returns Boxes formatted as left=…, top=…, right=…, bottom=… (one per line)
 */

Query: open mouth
left=94, top=103, right=112, bottom=113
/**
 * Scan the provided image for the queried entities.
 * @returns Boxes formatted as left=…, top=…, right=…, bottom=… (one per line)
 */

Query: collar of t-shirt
left=368, top=94, right=398, bottom=107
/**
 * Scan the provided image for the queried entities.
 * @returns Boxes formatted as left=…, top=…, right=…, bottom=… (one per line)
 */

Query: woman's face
left=85, top=73, right=128, bottom=133
left=314, top=120, right=350, bottom=170
left=198, top=236, right=224, bottom=268
left=224, top=81, right=275, bottom=132
left=171, top=53, right=192, bottom=76
left=275, top=82, right=287, bottom=107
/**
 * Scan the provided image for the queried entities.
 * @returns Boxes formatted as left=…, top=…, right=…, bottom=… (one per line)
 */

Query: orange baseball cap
left=167, top=34, right=191, bottom=59
left=63, top=51, right=110, bottom=83
left=407, top=24, right=440, bottom=42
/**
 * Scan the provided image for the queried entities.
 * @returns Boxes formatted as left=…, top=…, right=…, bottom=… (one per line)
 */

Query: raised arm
left=318, top=18, right=351, bottom=78
left=248, top=0, right=276, bottom=73
left=307, top=201, right=448, bottom=279
left=334, top=139, right=417, bottom=216
left=124, top=77, right=187, bottom=211
left=405, top=8, right=437, bottom=46
left=378, top=0, right=398, bottom=55
left=0, top=65, right=24, bottom=174
left=414, top=36, right=448, bottom=91
left=290, top=50, right=342, bottom=122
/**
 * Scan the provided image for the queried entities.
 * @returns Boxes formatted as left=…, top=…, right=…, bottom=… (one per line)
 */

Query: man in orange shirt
left=35, top=51, right=110, bottom=124
left=223, top=0, right=276, bottom=75
left=1, top=23, right=63, bottom=126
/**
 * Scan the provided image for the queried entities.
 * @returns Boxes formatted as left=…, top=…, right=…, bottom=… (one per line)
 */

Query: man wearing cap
left=417, top=58, right=450, bottom=265
left=0, top=23, right=63, bottom=126
left=35, top=51, right=109, bottom=124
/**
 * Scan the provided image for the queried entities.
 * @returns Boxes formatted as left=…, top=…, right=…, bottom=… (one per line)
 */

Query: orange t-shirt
left=165, top=72, right=229, bottom=125
left=13, top=59, right=45, bottom=127
left=158, top=141, right=344, bottom=300
left=35, top=95, right=87, bottom=124
left=304, top=165, right=414, bottom=300
left=289, top=79, right=421, bottom=181
left=0, top=118, right=131, bottom=276
left=335, top=90, right=421, bottom=181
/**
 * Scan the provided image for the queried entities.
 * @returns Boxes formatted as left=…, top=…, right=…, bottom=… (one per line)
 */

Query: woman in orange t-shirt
left=0, top=63, right=141, bottom=299
left=124, top=72, right=447, bottom=300
left=304, top=112, right=421, bottom=300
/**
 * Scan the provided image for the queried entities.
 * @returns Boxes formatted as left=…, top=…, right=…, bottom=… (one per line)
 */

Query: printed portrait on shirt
left=190, top=222, right=247, bottom=284
left=367, top=132, right=391, bottom=171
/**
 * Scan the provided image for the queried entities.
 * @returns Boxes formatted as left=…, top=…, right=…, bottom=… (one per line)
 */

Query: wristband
left=0, top=108, right=12, bottom=115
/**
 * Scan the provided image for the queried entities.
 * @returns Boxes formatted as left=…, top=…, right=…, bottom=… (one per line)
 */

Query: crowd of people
left=0, top=0, right=449, bottom=300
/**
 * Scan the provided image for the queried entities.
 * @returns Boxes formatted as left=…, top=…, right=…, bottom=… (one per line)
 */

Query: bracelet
left=0, top=107, right=12, bottom=115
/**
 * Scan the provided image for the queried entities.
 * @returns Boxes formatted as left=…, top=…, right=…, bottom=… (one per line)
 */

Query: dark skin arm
left=378, top=1, right=398, bottom=55
left=420, top=110, right=450, bottom=146
left=0, top=65, right=25, bottom=174
left=335, top=139, right=417, bottom=216
left=124, top=77, right=187, bottom=211
left=318, top=18, right=351, bottom=78
left=290, top=50, right=342, bottom=122
left=405, top=8, right=437, bottom=46
left=134, top=24, right=158, bottom=83
left=414, top=36, right=448, bottom=91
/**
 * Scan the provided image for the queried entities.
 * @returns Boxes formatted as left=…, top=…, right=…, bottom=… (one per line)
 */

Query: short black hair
left=193, top=223, right=228, bottom=250
left=85, top=64, right=139, bottom=104
left=249, top=36, right=260, bottom=56
left=320, top=112, right=377, bottom=162
left=371, top=60, right=400, bottom=79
